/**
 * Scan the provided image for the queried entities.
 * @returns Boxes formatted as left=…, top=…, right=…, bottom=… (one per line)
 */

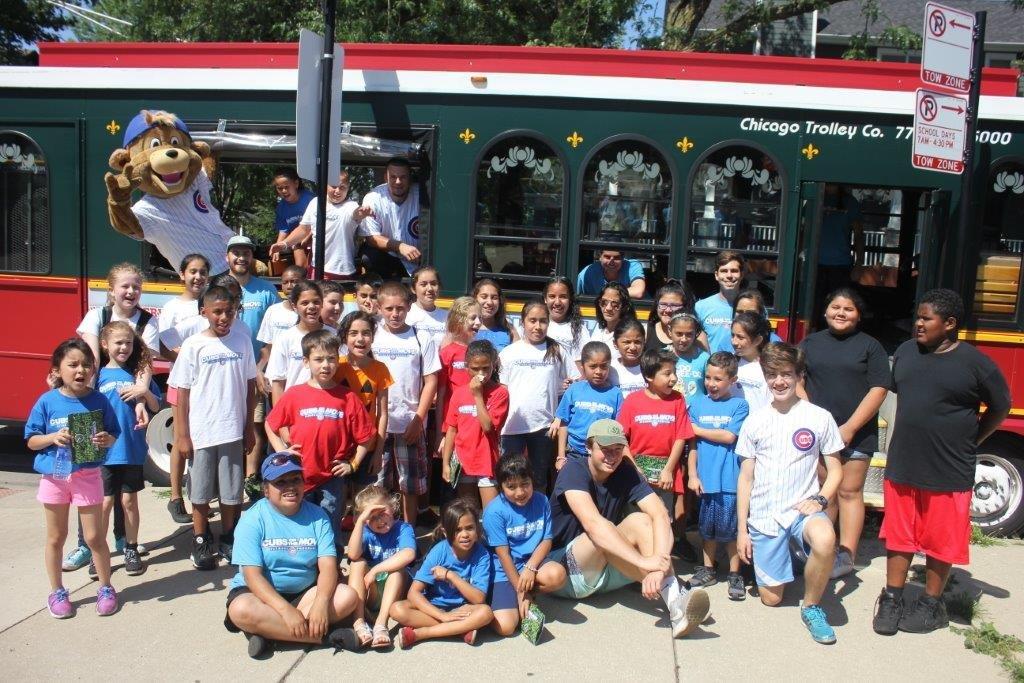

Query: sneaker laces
left=876, top=591, right=899, bottom=618
left=803, top=605, right=829, bottom=628
left=97, top=586, right=116, bottom=600
left=51, top=589, right=70, bottom=604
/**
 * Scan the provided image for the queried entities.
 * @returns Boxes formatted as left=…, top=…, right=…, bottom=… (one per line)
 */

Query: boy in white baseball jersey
left=735, top=343, right=844, bottom=645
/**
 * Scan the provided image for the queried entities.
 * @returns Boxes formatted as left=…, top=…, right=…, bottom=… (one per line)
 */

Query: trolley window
left=0, top=131, right=50, bottom=273
left=688, top=145, right=783, bottom=306
left=975, top=160, right=1024, bottom=322
left=579, top=140, right=672, bottom=298
left=473, top=135, right=565, bottom=293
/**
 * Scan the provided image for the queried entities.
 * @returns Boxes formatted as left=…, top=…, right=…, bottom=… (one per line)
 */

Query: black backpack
left=100, top=305, right=152, bottom=334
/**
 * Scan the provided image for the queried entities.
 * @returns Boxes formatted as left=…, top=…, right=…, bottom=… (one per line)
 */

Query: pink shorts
left=37, top=467, right=104, bottom=507
left=166, top=385, right=178, bottom=406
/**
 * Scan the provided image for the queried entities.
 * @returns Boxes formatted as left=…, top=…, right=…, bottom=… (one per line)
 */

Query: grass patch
left=152, top=488, right=171, bottom=499
left=970, top=525, right=1006, bottom=547
left=952, top=622, right=1024, bottom=681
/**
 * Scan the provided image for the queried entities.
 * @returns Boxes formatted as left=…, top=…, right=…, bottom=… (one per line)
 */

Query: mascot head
left=107, top=110, right=210, bottom=198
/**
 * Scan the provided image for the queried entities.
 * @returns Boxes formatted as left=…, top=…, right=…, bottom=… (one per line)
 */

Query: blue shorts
left=698, top=492, right=738, bottom=543
left=304, top=476, right=346, bottom=548
left=489, top=580, right=519, bottom=611
left=749, top=512, right=829, bottom=587
left=549, top=537, right=633, bottom=599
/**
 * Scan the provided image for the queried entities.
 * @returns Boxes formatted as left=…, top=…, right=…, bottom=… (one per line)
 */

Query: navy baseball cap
left=261, top=452, right=304, bottom=482
left=122, top=110, right=190, bottom=148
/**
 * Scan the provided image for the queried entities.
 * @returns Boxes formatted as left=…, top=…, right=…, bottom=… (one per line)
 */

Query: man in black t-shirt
left=873, top=289, right=1010, bottom=636
left=548, top=419, right=710, bottom=638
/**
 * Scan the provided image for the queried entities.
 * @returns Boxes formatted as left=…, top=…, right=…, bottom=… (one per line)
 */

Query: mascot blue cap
left=122, top=110, right=190, bottom=149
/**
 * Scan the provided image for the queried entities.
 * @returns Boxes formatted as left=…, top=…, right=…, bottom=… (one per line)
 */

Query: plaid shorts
left=378, top=433, right=428, bottom=495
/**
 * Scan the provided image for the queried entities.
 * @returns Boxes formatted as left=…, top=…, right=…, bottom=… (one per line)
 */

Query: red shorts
left=673, top=464, right=686, bottom=495
left=879, top=479, right=971, bottom=565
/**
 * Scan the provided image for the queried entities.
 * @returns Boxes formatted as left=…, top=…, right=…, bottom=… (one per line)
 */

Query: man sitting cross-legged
left=547, top=419, right=711, bottom=637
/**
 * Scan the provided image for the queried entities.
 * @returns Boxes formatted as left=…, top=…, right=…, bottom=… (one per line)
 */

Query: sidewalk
left=0, top=476, right=1019, bottom=681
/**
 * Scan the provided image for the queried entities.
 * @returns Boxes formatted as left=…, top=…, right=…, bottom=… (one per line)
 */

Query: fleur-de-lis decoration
left=566, top=131, right=584, bottom=149
left=106, top=120, right=121, bottom=136
left=802, top=143, right=820, bottom=160
left=459, top=128, right=476, bottom=145
left=676, top=137, right=694, bottom=154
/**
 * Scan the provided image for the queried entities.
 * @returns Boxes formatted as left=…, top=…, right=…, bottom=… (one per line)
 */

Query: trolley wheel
left=144, top=407, right=175, bottom=487
left=972, top=434, right=1024, bottom=537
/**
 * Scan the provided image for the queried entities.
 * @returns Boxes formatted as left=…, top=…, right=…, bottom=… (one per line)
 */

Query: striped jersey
left=360, top=183, right=420, bottom=275
left=131, top=169, right=234, bottom=275
left=735, top=399, right=844, bottom=535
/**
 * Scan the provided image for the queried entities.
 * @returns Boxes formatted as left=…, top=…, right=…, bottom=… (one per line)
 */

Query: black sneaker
left=88, top=559, right=99, bottom=581
left=872, top=588, right=904, bottom=635
left=219, top=534, right=234, bottom=563
left=167, top=498, right=192, bottom=525
left=123, top=547, right=145, bottom=576
left=247, top=633, right=272, bottom=658
left=689, top=565, right=717, bottom=588
left=898, top=594, right=948, bottom=634
left=191, top=534, right=216, bottom=570
left=727, top=572, right=746, bottom=601
left=673, top=535, right=700, bottom=564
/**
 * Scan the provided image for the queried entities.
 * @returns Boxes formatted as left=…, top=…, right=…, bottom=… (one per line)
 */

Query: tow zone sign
left=912, top=88, right=968, bottom=174
left=921, top=2, right=975, bottom=93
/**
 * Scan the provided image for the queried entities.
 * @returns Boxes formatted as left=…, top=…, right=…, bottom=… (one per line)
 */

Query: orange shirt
left=335, top=356, right=394, bottom=424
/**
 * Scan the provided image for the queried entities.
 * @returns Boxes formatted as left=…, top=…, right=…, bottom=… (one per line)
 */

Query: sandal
left=353, top=621, right=373, bottom=648
left=371, top=624, right=392, bottom=649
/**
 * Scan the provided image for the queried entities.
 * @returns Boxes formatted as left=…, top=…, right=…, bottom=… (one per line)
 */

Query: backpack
left=100, top=305, right=152, bottom=334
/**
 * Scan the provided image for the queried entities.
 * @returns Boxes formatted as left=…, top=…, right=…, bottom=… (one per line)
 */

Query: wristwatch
left=809, top=495, right=828, bottom=510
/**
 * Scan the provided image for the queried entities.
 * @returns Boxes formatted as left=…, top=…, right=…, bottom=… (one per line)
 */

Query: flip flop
left=371, top=624, right=392, bottom=649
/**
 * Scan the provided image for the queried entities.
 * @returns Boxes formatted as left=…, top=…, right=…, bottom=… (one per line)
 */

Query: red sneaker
left=341, top=514, right=355, bottom=532
left=396, top=626, right=417, bottom=649
left=464, top=629, right=477, bottom=645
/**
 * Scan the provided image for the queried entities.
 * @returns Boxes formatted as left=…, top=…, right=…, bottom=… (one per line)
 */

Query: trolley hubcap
left=972, top=456, right=1022, bottom=526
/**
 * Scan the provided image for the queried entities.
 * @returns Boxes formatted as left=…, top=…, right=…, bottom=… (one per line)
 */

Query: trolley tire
left=971, top=434, right=1024, bottom=537
left=144, top=408, right=175, bottom=487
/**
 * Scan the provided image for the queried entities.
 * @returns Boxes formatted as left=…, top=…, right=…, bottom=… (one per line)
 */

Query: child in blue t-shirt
left=346, top=484, right=417, bottom=649
left=555, top=341, right=623, bottom=465
left=686, top=351, right=749, bottom=599
left=668, top=313, right=710, bottom=406
left=483, top=455, right=567, bottom=636
left=97, top=322, right=162, bottom=577
left=391, top=498, right=493, bottom=648
left=25, top=339, right=119, bottom=619
left=695, top=251, right=745, bottom=353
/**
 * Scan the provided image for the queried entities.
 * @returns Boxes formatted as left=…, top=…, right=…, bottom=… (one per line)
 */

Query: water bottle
left=53, top=445, right=72, bottom=481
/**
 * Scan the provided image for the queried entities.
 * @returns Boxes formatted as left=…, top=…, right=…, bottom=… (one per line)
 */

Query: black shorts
left=101, top=464, right=145, bottom=496
left=223, top=583, right=315, bottom=633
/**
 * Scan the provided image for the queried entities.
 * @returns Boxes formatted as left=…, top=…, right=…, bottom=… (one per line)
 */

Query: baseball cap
left=587, top=419, right=627, bottom=447
left=227, top=234, right=256, bottom=251
left=261, top=452, right=304, bottom=482
left=122, top=110, right=189, bottom=149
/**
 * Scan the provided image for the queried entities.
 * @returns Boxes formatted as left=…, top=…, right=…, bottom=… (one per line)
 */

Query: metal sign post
left=952, top=11, right=986, bottom=300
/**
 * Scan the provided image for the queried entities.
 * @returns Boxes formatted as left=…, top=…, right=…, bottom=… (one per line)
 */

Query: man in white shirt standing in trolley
left=360, top=157, right=420, bottom=279
left=735, top=342, right=845, bottom=645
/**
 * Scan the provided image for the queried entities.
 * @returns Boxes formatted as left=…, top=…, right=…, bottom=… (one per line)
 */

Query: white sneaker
left=830, top=549, right=855, bottom=579
left=669, top=588, right=710, bottom=638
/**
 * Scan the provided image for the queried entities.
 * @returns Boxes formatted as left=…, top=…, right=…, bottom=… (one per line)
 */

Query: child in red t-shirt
left=442, top=340, right=509, bottom=508
left=436, top=297, right=483, bottom=446
left=266, top=330, right=375, bottom=548
left=618, top=349, right=696, bottom=523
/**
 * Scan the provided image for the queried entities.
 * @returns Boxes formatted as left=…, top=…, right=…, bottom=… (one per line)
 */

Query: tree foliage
left=657, top=0, right=924, bottom=56
left=1, top=0, right=72, bottom=65
left=73, top=0, right=640, bottom=47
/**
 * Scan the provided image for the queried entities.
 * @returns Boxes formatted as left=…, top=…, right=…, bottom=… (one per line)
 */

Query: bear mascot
left=105, top=110, right=234, bottom=275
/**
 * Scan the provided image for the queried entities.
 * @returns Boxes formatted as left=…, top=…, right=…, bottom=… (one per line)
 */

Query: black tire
left=972, top=434, right=1024, bottom=537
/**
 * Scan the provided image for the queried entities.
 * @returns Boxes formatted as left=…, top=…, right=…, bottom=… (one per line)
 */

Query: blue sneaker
left=115, top=537, right=125, bottom=554
left=801, top=604, right=836, bottom=644
left=62, top=545, right=91, bottom=572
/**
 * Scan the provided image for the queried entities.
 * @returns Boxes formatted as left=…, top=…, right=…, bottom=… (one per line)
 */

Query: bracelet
left=523, top=565, right=538, bottom=574
left=444, top=569, right=451, bottom=581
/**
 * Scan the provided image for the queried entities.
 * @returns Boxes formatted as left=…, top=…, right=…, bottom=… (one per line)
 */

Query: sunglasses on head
left=268, top=453, right=301, bottom=468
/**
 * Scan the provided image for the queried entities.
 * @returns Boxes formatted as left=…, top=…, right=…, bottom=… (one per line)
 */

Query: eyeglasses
left=657, top=303, right=685, bottom=312
left=597, top=299, right=622, bottom=310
